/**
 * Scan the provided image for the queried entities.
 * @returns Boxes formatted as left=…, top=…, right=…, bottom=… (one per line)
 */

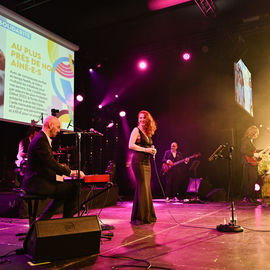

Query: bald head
left=42, top=116, right=61, bottom=137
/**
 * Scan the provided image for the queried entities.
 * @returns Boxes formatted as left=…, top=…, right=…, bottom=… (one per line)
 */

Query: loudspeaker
left=198, top=178, right=213, bottom=199
left=23, top=215, right=101, bottom=263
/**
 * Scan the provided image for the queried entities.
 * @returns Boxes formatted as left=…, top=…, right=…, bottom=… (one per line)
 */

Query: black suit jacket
left=162, top=150, right=183, bottom=164
left=22, top=131, right=71, bottom=195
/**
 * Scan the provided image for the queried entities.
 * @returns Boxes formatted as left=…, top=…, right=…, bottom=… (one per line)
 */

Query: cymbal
left=58, top=146, right=75, bottom=152
left=53, top=152, right=66, bottom=156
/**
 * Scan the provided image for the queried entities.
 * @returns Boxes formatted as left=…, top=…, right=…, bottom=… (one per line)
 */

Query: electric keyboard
left=63, top=174, right=110, bottom=184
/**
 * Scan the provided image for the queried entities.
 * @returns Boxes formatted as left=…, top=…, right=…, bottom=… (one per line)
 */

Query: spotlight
left=76, top=94, right=84, bottom=102
left=255, top=183, right=260, bottom=191
left=137, top=60, right=148, bottom=70
left=89, top=68, right=94, bottom=73
left=98, top=104, right=103, bottom=109
left=96, top=64, right=102, bottom=68
left=119, top=111, right=126, bottom=117
left=182, top=52, right=191, bottom=61
left=107, top=121, right=114, bottom=128
left=115, top=94, right=119, bottom=99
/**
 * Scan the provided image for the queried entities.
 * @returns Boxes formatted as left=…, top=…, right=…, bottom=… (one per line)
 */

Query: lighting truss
left=194, top=0, right=216, bottom=17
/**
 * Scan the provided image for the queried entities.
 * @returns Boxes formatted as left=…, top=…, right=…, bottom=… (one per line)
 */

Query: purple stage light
left=76, top=94, right=84, bottom=102
left=98, top=104, right=103, bottom=109
left=137, top=60, right=148, bottom=70
left=119, top=111, right=126, bottom=117
left=182, top=52, right=191, bottom=61
left=89, top=68, right=94, bottom=73
left=115, top=94, right=119, bottom=98
left=107, top=121, right=114, bottom=128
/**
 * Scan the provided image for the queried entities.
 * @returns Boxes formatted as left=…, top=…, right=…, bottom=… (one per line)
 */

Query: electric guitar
left=162, top=153, right=201, bottom=175
left=245, top=145, right=270, bottom=166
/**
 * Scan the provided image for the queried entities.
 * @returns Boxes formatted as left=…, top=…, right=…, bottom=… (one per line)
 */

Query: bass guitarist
left=162, top=142, right=189, bottom=202
left=240, top=125, right=264, bottom=204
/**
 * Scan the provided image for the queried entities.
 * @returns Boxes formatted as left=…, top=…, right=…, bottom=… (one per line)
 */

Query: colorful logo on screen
left=51, top=56, right=74, bottom=124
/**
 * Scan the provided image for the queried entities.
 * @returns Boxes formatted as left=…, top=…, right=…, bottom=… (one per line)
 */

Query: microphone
left=67, top=120, right=72, bottom=129
left=89, top=128, right=103, bottom=136
left=41, top=113, right=43, bottom=124
left=151, top=145, right=156, bottom=160
left=208, top=144, right=226, bottom=161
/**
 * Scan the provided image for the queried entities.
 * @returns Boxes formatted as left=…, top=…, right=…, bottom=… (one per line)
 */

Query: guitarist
left=240, top=125, right=261, bottom=204
left=162, top=142, right=189, bottom=202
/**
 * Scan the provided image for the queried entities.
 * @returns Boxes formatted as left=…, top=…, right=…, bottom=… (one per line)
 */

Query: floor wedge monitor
left=23, top=215, right=101, bottom=263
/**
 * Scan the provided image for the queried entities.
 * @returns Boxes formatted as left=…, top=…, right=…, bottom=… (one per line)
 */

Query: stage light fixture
left=98, top=104, right=103, bottom=109
left=89, top=68, right=94, bottom=73
left=115, top=94, right=119, bottom=99
left=137, top=60, right=148, bottom=70
left=182, top=52, right=191, bottom=61
left=119, top=111, right=126, bottom=117
left=76, top=94, right=84, bottom=102
left=107, top=121, right=114, bottom=128
left=255, top=183, right=260, bottom=191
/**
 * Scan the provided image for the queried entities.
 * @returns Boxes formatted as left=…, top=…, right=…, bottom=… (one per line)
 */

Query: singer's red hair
left=137, top=110, right=157, bottom=138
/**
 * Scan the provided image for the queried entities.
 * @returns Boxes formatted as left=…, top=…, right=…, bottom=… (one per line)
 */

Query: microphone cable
left=152, top=155, right=217, bottom=230
left=151, top=155, right=179, bottom=225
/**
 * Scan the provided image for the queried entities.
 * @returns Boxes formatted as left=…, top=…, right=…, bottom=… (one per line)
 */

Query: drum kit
left=53, top=146, right=75, bottom=167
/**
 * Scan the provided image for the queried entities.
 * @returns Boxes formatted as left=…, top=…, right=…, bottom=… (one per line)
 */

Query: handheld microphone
left=41, top=113, right=43, bottom=124
left=151, top=145, right=156, bottom=160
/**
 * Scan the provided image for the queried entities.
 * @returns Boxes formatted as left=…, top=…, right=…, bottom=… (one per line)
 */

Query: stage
left=1, top=199, right=270, bottom=269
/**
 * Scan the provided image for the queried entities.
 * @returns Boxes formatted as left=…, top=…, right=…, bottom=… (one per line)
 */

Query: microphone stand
left=63, top=125, right=104, bottom=217
left=63, top=129, right=82, bottom=217
left=213, top=144, right=243, bottom=233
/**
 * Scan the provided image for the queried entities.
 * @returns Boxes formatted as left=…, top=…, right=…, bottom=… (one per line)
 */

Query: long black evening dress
left=131, top=127, right=157, bottom=225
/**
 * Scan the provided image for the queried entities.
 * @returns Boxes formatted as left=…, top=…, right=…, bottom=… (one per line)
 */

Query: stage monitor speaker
left=23, top=215, right=101, bottom=263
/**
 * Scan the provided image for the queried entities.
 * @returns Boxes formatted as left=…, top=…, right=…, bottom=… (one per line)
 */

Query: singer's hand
left=145, top=147, right=157, bottom=155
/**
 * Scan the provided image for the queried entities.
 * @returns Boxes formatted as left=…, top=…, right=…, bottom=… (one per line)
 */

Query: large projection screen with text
left=0, top=5, right=78, bottom=130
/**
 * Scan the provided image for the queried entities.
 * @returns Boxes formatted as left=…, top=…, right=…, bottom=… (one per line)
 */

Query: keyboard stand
left=80, top=182, right=113, bottom=216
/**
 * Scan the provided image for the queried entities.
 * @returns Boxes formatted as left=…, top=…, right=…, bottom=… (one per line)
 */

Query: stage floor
left=1, top=199, right=270, bottom=269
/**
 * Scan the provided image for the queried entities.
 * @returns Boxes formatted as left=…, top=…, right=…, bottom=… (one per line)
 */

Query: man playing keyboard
left=22, top=116, right=85, bottom=220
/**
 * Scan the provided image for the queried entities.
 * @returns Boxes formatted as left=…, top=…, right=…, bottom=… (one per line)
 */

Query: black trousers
left=241, top=161, right=258, bottom=199
left=39, top=181, right=79, bottom=220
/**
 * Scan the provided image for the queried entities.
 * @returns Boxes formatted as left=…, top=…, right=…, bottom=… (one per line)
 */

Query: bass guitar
left=245, top=145, right=270, bottom=166
left=162, top=153, right=201, bottom=175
